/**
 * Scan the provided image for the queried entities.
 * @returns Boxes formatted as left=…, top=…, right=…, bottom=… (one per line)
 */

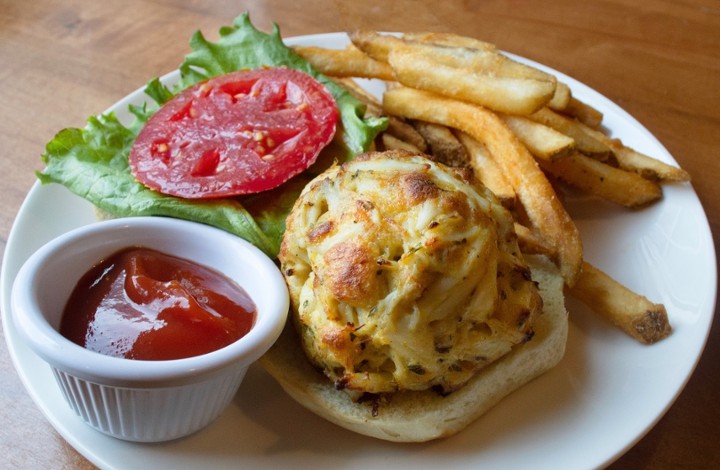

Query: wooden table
left=1, top=1, right=718, bottom=468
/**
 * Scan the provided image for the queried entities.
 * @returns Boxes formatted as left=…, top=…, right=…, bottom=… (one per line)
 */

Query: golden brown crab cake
left=279, top=149, right=542, bottom=395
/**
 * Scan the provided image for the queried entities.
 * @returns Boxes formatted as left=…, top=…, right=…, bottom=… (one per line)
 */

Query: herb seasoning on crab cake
left=260, top=150, right=568, bottom=442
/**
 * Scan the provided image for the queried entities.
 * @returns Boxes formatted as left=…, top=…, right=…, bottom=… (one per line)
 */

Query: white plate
left=2, top=32, right=716, bottom=470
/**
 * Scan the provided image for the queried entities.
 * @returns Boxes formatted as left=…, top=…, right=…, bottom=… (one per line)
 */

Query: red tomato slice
left=129, top=68, right=338, bottom=198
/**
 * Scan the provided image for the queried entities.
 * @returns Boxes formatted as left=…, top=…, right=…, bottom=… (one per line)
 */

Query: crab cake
left=278, top=150, right=543, bottom=395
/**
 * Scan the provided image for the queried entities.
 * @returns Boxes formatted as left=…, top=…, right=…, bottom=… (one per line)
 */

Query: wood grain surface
left=1, top=1, right=718, bottom=468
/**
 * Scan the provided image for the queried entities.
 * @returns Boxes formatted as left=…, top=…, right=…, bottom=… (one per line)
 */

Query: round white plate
left=2, top=32, right=716, bottom=470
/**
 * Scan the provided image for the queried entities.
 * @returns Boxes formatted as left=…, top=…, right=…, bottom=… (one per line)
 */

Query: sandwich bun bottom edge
left=259, top=254, right=569, bottom=443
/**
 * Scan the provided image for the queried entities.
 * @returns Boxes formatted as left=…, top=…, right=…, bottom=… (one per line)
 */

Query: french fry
left=538, top=152, right=663, bottom=208
left=386, top=118, right=429, bottom=153
left=350, top=30, right=556, bottom=114
left=394, top=31, right=565, bottom=109
left=514, top=223, right=556, bottom=256
left=570, top=262, right=672, bottom=344
left=528, top=107, right=613, bottom=158
left=332, top=77, right=384, bottom=117
left=547, top=81, right=572, bottom=111
left=392, top=40, right=556, bottom=84
left=411, top=121, right=468, bottom=168
left=387, top=45, right=555, bottom=115
left=500, top=114, right=575, bottom=160
left=384, top=86, right=583, bottom=285
left=611, top=142, right=690, bottom=182
left=401, top=32, right=560, bottom=96
left=580, top=128, right=691, bottom=182
left=532, top=106, right=688, bottom=182
left=349, top=29, right=403, bottom=63
left=292, top=45, right=395, bottom=81
left=454, top=130, right=516, bottom=207
left=559, top=96, right=604, bottom=128
left=381, top=133, right=423, bottom=153
left=400, top=31, right=496, bottom=51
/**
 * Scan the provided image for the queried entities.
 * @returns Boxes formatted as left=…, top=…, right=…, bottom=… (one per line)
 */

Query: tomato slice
left=129, top=68, right=338, bottom=198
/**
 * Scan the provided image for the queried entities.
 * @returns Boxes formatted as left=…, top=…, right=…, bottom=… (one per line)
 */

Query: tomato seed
left=199, top=84, right=213, bottom=97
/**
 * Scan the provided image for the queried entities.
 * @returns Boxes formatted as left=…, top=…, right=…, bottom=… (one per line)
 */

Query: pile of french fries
left=293, top=31, right=690, bottom=344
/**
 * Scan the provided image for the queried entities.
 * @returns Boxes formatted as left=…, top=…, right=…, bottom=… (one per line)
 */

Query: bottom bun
left=259, top=254, right=568, bottom=442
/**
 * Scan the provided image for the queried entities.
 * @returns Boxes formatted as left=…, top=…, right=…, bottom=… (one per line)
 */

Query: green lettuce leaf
left=38, top=12, right=387, bottom=258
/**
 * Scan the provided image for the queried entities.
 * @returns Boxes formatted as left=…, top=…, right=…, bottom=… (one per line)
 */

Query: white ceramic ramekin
left=11, top=216, right=289, bottom=442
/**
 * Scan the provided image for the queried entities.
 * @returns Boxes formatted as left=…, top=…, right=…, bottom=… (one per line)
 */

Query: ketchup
left=59, top=247, right=256, bottom=360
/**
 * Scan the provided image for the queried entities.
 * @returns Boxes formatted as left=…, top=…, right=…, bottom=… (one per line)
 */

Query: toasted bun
left=259, top=254, right=567, bottom=442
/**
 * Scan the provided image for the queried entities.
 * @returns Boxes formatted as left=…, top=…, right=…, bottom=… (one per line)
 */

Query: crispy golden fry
left=411, top=121, right=468, bottom=167
left=579, top=128, right=691, bottom=182
left=387, top=45, right=555, bottom=115
left=570, top=262, right=672, bottom=344
left=393, top=40, right=555, bottom=84
left=538, top=152, right=663, bottom=208
left=350, top=30, right=556, bottom=114
left=383, top=87, right=583, bottom=285
left=612, top=143, right=690, bottom=182
left=333, top=77, right=380, bottom=104
left=292, top=45, right=395, bottom=80
left=332, top=77, right=383, bottom=117
left=531, top=107, right=688, bottom=182
left=514, top=223, right=556, bottom=256
left=381, top=133, right=423, bottom=153
left=560, top=96, right=604, bottom=128
left=500, top=114, right=575, bottom=161
left=528, top=107, right=613, bottom=158
left=400, top=31, right=496, bottom=51
left=401, top=31, right=557, bottom=90
left=386, top=118, right=429, bottom=153
left=547, top=81, right=572, bottom=111
left=349, top=30, right=402, bottom=62
left=454, top=131, right=516, bottom=207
